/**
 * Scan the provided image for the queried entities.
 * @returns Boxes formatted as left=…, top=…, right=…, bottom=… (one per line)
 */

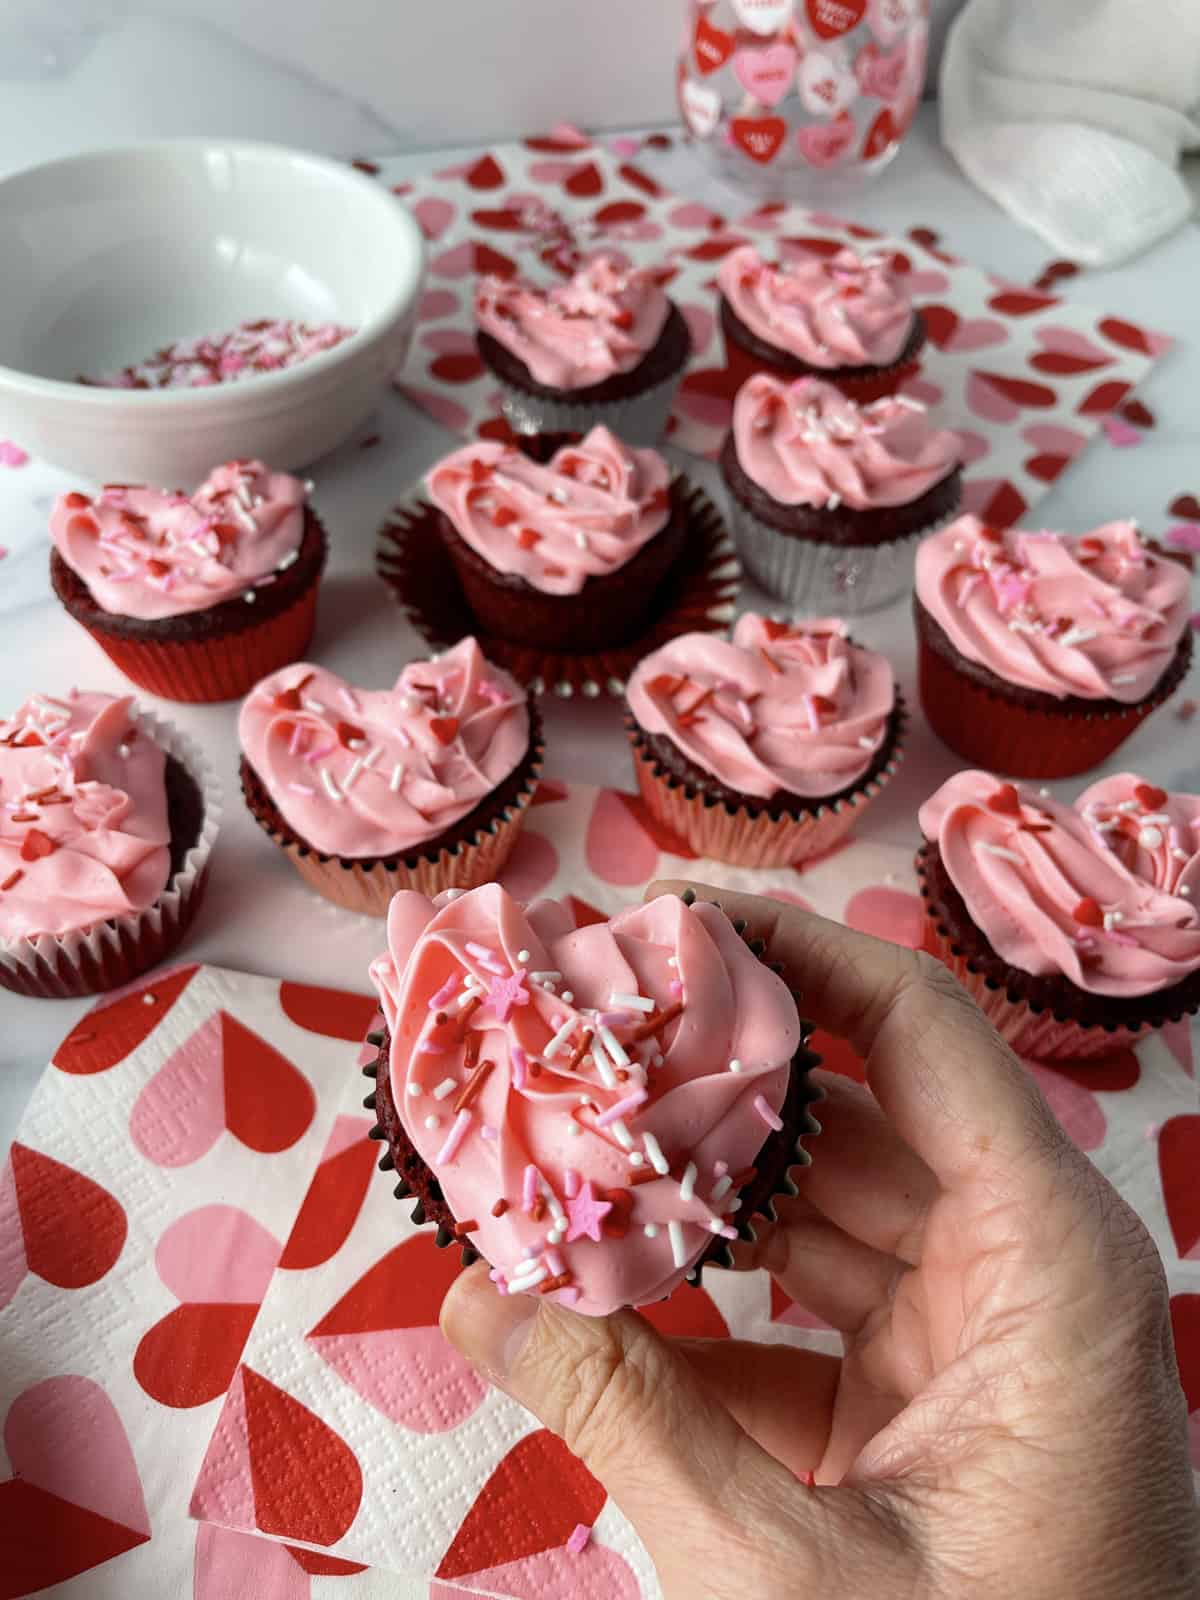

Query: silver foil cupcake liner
left=729, top=498, right=923, bottom=616
left=497, top=367, right=682, bottom=447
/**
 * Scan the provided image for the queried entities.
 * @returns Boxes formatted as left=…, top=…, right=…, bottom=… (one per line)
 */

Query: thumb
left=441, top=1263, right=916, bottom=1598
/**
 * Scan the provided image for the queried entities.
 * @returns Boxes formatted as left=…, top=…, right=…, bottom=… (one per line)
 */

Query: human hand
left=440, top=882, right=1199, bottom=1599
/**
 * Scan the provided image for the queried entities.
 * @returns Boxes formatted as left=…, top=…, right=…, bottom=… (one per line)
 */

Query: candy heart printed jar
left=677, top=0, right=928, bottom=197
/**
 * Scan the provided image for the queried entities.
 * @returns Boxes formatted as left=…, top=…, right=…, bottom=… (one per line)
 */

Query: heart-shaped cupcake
left=918, top=770, right=1200, bottom=1060
left=366, top=884, right=819, bottom=1315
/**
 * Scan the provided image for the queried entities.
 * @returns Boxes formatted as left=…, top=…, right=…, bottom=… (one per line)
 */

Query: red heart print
left=686, top=233, right=753, bottom=261
left=806, top=0, right=866, bottom=38
left=1024, top=452, right=1070, bottom=484
left=470, top=207, right=529, bottom=232
left=1098, top=316, right=1152, bottom=356
left=436, top=1430, right=605, bottom=1580
left=593, top=199, right=646, bottom=225
left=1077, top=379, right=1132, bottom=417
left=618, top=161, right=663, bottom=197
left=694, top=14, right=735, bottom=74
left=279, top=1115, right=378, bottom=1271
left=429, top=716, right=459, bottom=746
left=568, top=893, right=609, bottom=928
left=53, top=965, right=199, bottom=1074
left=1170, top=1294, right=1200, bottom=1415
left=965, top=479, right=1028, bottom=529
left=861, top=107, right=898, bottom=161
left=564, top=162, right=604, bottom=198
left=0, top=1376, right=150, bottom=1592
left=130, top=1011, right=315, bottom=1167
left=1120, top=398, right=1155, bottom=429
left=988, top=289, right=1059, bottom=316
left=135, top=1303, right=260, bottom=1409
left=465, top=154, right=505, bottom=190
left=919, top=304, right=958, bottom=349
left=278, top=981, right=378, bottom=1042
left=1170, top=494, right=1200, bottom=520
left=1161, top=1117, right=1200, bottom=1258
left=287, top=1548, right=369, bottom=1576
left=430, top=351, right=484, bottom=383
left=731, top=116, right=788, bottom=165
left=638, top=1283, right=729, bottom=1338
left=970, top=371, right=1057, bottom=414
left=2, top=1144, right=127, bottom=1310
left=237, top=1367, right=363, bottom=1543
left=19, top=828, right=56, bottom=862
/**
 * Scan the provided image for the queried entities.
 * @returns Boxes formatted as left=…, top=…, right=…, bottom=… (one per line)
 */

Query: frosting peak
left=915, top=514, right=1191, bottom=702
left=719, top=244, right=915, bottom=368
left=476, top=255, right=670, bottom=389
left=238, top=639, right=530, bottom=860
left=426, top=427, right=671, bottom=596
left=369, top=883, right=801, bottom=1316
left=919, top=770, right=1200, bottom=997
left=50, top=459, right=307, bottom=620
left=627, top=613, right=896, bottom=800
left=732, top=374, right=960, bottom=510
left=0, top=692, right=170, bottom=940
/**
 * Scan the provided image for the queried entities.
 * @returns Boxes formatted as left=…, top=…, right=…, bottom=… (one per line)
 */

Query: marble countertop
left=2, top=105, right=1197, bottom=1149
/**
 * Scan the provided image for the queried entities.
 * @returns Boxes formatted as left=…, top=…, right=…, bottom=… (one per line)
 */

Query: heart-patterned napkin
left=386, top=131, right=1170, bottom=530
left=3, top=779, right=1198, bottom=1599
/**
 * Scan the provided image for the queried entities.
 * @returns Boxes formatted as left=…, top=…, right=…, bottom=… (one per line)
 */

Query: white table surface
left=2, top=105, right=1198, bottom=1148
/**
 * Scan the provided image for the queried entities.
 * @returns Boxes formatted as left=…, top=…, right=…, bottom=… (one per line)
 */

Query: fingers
left=650, top=879, right=1067, bottom=1195
left=442, top=1263, right=918, bottom=1595
left=744, top=1191, right=904, bottom=1334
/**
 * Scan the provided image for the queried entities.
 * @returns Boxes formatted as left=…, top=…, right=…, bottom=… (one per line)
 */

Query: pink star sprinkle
left=565, top=1179, right=612, bottom=1243
left=566, top=1523, right=593, bottom=1554
left=485, top=968, right=530, bottom=1021
left=0, top=441, right=29, bottom=467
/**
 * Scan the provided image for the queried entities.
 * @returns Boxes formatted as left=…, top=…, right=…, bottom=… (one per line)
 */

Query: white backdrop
left=0, top=0, right=967, bottom=175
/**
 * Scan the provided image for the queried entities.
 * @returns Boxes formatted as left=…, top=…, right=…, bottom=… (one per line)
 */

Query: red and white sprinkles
left=80, top=318, right=354, bottom=390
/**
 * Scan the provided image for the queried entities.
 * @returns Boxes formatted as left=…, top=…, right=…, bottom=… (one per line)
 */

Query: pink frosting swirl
left=919, top=770, right=1200, bottom=998
left=915, top=514, right=1191, bottom=703
left=718, top=244, right=915, bottom=368
left=732, top=374, right=960, bottom=510
left=475, top=255, right=671, bottom=389
left=426, top=426, right=671, bottom=597
left=369, top=883, right=801, bottom=1316
left=238, top=638, right=529, bottom=860
left=50, top=460, right=307, bottom=620
left=627, top=613, right=895, bottom=800
left=0, top=692, right=170, bottom=940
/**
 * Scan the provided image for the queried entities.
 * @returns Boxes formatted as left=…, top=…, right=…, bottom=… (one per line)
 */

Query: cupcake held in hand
left=238, top=637, right=542, bottom=915
left=914, top=515, right=1193, bottom=777
left=721, top=374, right=961, bottom=613
left=425, top=427, right=688, bottom=652
left=917, top=770, right=1200, bottom=1062
left=365, top=882, right=820, bottom=1315
left=717, top=243, right=927, bottom=402
left=475, top=255, right=691, bottom=442
left=624, top=612, right=904, bottom=867
left=0, top=690, right=219, bottom=997
left=49, top=460, right=326, bottom=702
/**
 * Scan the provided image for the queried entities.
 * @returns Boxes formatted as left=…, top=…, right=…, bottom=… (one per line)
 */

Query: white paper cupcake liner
left=729, top=498, right=923, bottom=617
left=0, top=707, right=222, bottom=998
left=497, top=366, right=682, bottom=447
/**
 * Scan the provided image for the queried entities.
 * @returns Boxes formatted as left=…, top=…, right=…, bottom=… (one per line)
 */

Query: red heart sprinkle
left=810, top=694, right=837, bottom=715
left=336, top=721, right=365, bottom=748
left=558, top=455, right=581, bottom=479
left=492, top=506, right=517, bottom=527
left=274, top=688, right=302, bottom=712
left=986, top=784, right=1022, bottom=816
left=145, top=558, right=169, bottom=578
left=1073, top=897, right=1103, bottom=927
left=1135, top=782, right=1167, bottom=809
left=516, top=527, right=540, bottom=549
left=601, top=1188, right=633, bottom=1239
left=430, top=717, right=459, bottom=746
left=611, top=309, right=634, bottom=331
left=20, top=828, right=57, bottom=862
left=761, top=618, right=792, bottom=641
left=648, top=674, right=683, bottom=697
left=469, top=459, right=491, bottom=486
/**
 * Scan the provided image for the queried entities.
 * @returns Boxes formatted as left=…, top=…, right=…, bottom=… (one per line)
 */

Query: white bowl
left=0, top=139, right=425, bottom=485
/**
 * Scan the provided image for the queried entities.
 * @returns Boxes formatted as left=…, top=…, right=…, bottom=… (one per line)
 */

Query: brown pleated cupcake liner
left=624, top=704, right=906, bottom=870
left=719, top=298, right=928, bottom=405
left=916, top=613, right=1194, bottom=780
left=0, top=710, right=222, bottom=998
left=915, top=847, right=1198, bottom=1063
left=376, top=481, right=740, bottom=699
left=84, top=584, right=320, bottom=703
left=240, top=713, right=544, bottom=918
left=360, top=888, right=824, bottom=1283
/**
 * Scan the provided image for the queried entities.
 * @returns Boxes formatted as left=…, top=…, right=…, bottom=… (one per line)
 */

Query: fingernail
left=443, top=1268, right=538, bottom=1378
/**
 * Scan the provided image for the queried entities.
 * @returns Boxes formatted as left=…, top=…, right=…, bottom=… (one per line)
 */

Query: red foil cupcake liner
left=84, top=583, right=320, bottom=704
left=625, top=709, right=905, bottom=870
left=916, top=628, right=1192, bottom=780
left=376, top=482, right=740, bottom=700
left=0, top=710, right=222, bottom=998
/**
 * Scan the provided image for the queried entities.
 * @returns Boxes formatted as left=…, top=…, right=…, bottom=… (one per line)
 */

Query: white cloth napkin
left=940, top=0, right=1200, bottom=265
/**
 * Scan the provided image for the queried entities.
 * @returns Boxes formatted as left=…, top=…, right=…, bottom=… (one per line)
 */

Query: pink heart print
left=734, top=42, right=799, bottom=107
left=796, top=111, right=857, bottom=166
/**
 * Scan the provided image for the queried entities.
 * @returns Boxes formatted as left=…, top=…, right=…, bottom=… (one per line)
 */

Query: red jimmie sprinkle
left=336, top=720, right=365, bottom=748
left=274, top=688, right=302, bottom=712
left=516, top=527, right=540, bottom=549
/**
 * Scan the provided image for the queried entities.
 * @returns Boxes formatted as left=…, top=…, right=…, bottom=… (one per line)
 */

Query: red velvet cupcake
left=717, top=243, right=926, bottom=402
left=49, top=460, right=326, bottom=703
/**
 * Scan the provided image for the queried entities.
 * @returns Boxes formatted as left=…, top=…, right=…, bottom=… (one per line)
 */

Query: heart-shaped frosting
left=49, top=460, right=307, bottom=620
left=426, top=427, right=672, bottom=596
left=732, top=374, right=960, bottom=511
left=238, top=638, right=529, bottom=860
left=475, top=254, right=670, bottom=389
left=627, top=612, right=895, bottom=799
left=915, top=515, right=1192, bottom=702
left=719, top=243, right=915, bottom=369
left=0, top=692, right=171, bottom=941
left=369, top=883, right=801, bottom=1315
left=920, top=770, right=1200, bottom=997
